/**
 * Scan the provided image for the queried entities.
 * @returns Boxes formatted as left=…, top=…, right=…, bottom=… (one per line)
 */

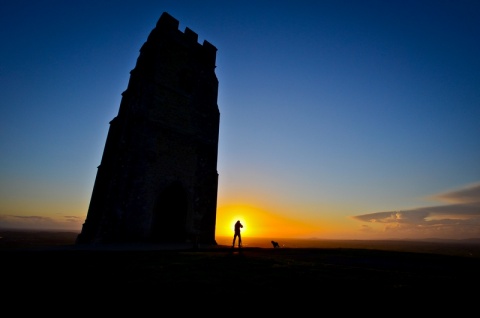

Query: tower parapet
left=147, top=12, right=217, bottom=69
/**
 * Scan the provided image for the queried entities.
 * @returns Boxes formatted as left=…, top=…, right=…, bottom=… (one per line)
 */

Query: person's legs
left=238, top=234, right=242, bottom=247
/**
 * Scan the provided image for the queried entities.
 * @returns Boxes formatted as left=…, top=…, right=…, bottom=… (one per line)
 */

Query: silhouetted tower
left=76, top=12, right=219, bottom=245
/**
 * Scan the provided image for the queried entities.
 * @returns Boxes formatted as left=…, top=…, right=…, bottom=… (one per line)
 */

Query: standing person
left=232, top=220, right=243, bottom=248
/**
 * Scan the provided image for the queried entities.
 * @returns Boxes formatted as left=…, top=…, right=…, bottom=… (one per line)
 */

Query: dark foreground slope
left=1, top=230, right=479, bottom=313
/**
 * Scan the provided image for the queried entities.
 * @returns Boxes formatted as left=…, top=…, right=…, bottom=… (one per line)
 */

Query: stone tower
left=76, top=12, right=219, bottom=245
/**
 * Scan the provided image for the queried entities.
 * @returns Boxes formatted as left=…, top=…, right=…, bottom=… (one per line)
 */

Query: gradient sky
left=1, top=0, right=479, bottom=240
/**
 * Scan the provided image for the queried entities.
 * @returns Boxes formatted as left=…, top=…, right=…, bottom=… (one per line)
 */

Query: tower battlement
left=149, top=12, right=217, bottom=68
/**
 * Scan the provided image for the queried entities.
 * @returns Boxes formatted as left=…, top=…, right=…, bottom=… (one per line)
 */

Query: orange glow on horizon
left=216, top=204, right=321, bottom=238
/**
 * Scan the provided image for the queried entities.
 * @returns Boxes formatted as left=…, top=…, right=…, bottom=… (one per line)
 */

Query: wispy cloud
left=0, top=214, right=82, bottom=231
left=432, top=184, right=480, bottom=204
left=352, top=183, right=480, bottom=239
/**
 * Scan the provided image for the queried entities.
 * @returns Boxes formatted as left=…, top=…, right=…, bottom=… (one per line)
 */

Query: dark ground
left=1, top=230, right=479, bottom=313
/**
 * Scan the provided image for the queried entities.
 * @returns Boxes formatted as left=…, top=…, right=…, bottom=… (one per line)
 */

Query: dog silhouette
left=271, top=240, right=280, bottom=248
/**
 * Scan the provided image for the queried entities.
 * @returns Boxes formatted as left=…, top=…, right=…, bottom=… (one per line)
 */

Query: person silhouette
left=232, top=220, right=243, bottom=248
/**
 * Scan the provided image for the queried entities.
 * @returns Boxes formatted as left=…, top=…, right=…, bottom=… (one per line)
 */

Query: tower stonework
left=76, top=12, right=219, bottom=245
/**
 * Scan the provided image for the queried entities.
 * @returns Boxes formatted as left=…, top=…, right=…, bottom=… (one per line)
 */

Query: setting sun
left=229, top=218, right=247, bottom=236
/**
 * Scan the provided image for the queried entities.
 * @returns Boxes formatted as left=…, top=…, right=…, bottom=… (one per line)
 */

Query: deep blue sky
left=1, top=0, right=479, bottom=239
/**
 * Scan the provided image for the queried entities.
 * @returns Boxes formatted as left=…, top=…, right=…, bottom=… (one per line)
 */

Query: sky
left=1, top=0, right=479, bottom=241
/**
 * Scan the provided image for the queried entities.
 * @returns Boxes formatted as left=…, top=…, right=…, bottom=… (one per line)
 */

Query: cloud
left=0, top=214, right=82, bottom=231
left=432, top=183, right=480, bottom=204
left=352, top=183, right=480, bottom=239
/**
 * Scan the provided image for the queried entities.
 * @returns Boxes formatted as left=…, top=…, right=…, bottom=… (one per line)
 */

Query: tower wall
left=76, top=12, right=219, bottom=245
